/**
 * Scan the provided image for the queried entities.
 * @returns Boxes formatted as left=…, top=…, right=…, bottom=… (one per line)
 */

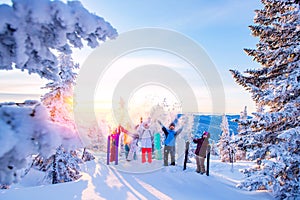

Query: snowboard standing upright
left=154, top=133, right=162, bottom=160
left=183, top=140, right=190, bottom=170
left=115, top=133, right=120, bottom=165
left=106, top=135, right=111, bottom=165
left=107, top=128, right=120, bottom=165
left=206, top=145, right=211, bottom=176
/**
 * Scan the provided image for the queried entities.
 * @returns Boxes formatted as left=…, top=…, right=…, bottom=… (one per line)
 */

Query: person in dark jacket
left=158, top=120, right=183, bottom=166
left=193, top=131, right=210, bottom=174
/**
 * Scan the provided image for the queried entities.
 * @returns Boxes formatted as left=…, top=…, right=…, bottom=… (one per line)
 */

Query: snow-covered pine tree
left=114, top=97, right=125, bottom=125
left=0, top=0, right=117, bottom=81
left=42, top=54, right=78, bottom=135
left=45, top=146, right=82, bottom=184
left=232, top=106, right=249, bottom=161
left=179, top=114, right=194, bottom=162
left=81, top=147, right=95, bottom=162
left=210, top=140, right=219, bottom=156
left=0, top=101, right=69, bottom=187
left=40, top=54, right=86, bottom=183
left=231, top=132, right=236, bottom=141
left=217, top=114, right=231, bottom=162
left=230, top=1, right=300, bottom=199
left=229, top=133, right=237, bottom=162
left=84, top=121, right=105, bottom=152
left=0, top=0, right=117, bottom=188
left=238, top=106, right=248, bottom=133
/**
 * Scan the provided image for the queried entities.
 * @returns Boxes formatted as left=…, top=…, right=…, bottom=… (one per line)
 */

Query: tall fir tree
left=229, top=132, right=237, bottom=162
left=217, top=114, right=231, bottom=162
left=42, top=54, right=78, bottom=134
left=0, top=0, right=117, bottom=187
left=238, top=106, right=249, bottom=133
left=85, top=121, right=105, bottom=152
left=210, top=140, right=219, bottom=156
left=230, top=0, right=299, bottom=199
left=233, top=106, right=249, bottom=161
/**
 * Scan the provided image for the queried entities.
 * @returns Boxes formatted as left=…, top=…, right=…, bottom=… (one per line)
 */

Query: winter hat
left=203, top=131, right=210, bottom=138
left=143, top=122, right=150, bottom=127
left=169, top=122, right=175, bottom=127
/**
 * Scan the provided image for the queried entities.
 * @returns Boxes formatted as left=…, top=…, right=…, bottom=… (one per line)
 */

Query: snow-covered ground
left=0, top=153, right=274, bottom=200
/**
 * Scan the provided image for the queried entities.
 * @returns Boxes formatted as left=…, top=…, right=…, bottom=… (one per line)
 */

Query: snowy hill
left=1, top=153, right=273, bottom=200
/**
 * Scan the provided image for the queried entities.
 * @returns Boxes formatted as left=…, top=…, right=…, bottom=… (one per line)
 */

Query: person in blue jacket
left=158, top=118, right=183, bottom=166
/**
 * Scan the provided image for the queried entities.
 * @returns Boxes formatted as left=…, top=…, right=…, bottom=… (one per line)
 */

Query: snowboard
left=154, top=133, right=162, bottom=160
left=115, top=133, right=120, bottom=165
left=106, top=135, right=110, bottom=165
left=206, top=145, right=211, bottom=176
left=183, top=141, right=190, bottom=170
left=107, top=131, right=120, bottom=165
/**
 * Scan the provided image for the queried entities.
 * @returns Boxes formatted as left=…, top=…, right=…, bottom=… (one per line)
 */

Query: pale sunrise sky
left=0, top=0, right=262, bottom=115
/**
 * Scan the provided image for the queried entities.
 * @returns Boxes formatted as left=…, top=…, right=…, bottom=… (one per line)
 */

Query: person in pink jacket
left=119, top=125, right=139, bottom=161
left=193, top=131, right=210, bottom=174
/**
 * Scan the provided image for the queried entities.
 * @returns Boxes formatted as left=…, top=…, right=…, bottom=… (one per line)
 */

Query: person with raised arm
left=158, top=116, right=183, bottom=166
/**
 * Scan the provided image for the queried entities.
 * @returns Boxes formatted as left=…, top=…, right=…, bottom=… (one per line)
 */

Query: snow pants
left=141, top=148, right=152, bottom=163
left=164, top=146, right=176, bottom=166
left=124, top=144, right=130, bottom=159
left=195, top=155, right=205, bottom=173
left=127, top=140, right=138, bottom=161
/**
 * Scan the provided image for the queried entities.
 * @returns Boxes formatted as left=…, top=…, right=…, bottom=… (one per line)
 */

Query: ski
left=206, top=145, right=211, bottom=176
left=183, top=141, right=189, bottom=170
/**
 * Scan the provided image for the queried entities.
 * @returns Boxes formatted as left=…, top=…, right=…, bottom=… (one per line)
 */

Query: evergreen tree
left=238, top=106, right=248, bottom=133
left=45, top=146, right=82, bottom=184
left=230, top=1, right=300, bottom=199
left=233, top=106, right=249, bottom=161
left=218, top=114, right=231, bottom=162
left=210, top=140, right=219, bottom=156
left=81, top=147, right=95, bottom=162
left=180, top=114, right=194, bottom=162
left=85, top=121, right=105, bottom=152
left=42, top=54, right=78, bottom=134
left=229, top=133, right=237, bottom=162
left=0, top=0, right=117, bottom=81
left=0, top=101, right=70, bottom=187
left=0, top=0, right=117, bottom=188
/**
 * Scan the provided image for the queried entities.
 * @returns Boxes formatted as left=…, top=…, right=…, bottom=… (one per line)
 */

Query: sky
left=0, top=0, right=263, bottom=115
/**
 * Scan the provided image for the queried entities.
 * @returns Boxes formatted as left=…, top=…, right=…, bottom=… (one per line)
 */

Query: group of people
left=112, top=116, right=211, bottom=174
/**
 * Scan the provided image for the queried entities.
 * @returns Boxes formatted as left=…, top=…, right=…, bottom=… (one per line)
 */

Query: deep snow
left=0, top=153, right=274, bottom=200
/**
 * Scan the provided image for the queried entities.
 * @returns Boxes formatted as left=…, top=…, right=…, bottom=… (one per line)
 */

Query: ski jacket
left=123, top=133, right=131, bottom=145
left=138, top=127, right=153, bottom=148
left=162, top=126, right=183, bottom=147
left=193, top=132, right=210, bottom=157
left=129, top=138, right=138, bottom=152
